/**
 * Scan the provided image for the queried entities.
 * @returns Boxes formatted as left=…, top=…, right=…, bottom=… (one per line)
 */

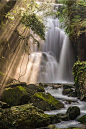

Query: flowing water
left=26, top=16, right=74, bottom=84
left=44, top=86, right=86, bottom=128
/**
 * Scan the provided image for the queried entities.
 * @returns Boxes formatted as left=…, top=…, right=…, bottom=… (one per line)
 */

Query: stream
left=42, top=85, right=86, bottom=128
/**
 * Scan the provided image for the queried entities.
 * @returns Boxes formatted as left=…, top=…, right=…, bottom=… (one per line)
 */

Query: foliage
left=72, top=60, right=86, bottom=85
left=6, top=0, right=54, bottom=48
left=57, top=0, right=86, bottom=40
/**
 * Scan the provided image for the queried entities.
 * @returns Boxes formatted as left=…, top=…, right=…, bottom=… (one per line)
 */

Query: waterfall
left=26, top=16, right=74, bottom=84
left=13, top=3, right=74, bottom=84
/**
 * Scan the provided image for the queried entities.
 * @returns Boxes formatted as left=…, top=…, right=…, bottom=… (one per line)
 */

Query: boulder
left=66, top=106, right=80, bottom=120
left=5, top=82, right=27, bottom=88
left=26, top=84, right=45, bottom=96
left=78, top=114, right=86, bottom=124
left=57, top=113, right=70, bottom=121
left=1, top=86, right=30, bottom=106
left=31, top=92, right=64, bottom=111
left=62, top=88, right=73, bottom=95
left=63, top=85, right=74, bottom=89
left=0, top=104, right=60, bottom=128
left=47, top=124, right=56, bottom=129
left=73, top=61, right=86, bottom=100
left=0, top=101, right=10, bottom=109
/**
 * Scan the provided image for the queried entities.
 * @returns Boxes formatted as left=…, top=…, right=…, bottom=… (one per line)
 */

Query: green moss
left=73, top=60, right=86, bottom=85
left=78, top=114, right=86, bottom=124
left=34, top=92, right=59, bottom=106
left=17, top=86, right=26, bottom=93
left=1, top=86, right=27, bottom=106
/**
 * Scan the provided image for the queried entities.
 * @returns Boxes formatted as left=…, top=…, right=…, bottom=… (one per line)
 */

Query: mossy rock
left=1, top=86, right=30, bottom=106
left=26, top=84, right=45, bottom=97
left=62, top=88, right=73, bottom=95
left=0, top=104, right=60, bottom=128
left=63, top=85, right=74, bottom=89
left=66, top=106, right=80, bottom=120
left=47, top=124, right=56, bottom=129
left=78, top=114, right=86, bottom=124
left=31, top=92, right=64, bottom=111
left=57, top=113, right=70, bottom=121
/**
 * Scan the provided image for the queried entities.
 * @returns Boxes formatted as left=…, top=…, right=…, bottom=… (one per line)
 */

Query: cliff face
left=0, top=0, right=16, bottom=24
left=0, top=0, right=30, bottom=95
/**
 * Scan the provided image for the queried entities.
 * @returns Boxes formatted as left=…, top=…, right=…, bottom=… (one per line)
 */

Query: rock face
left=31, top=92, right=64, bottom=111
left=66, top=106, right=80, bottom=120
left=73, top=61, right=86, bottom=100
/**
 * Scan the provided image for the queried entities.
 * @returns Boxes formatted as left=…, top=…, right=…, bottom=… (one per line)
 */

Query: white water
left=44, top=86, right=86, bottom=128
left=27, top=16, right=74, bottom=84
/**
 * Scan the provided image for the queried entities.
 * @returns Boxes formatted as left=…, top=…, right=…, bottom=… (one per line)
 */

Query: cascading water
left=27, top=16, right=74, bottom=84
left=14, top=3, right=74, bottom=84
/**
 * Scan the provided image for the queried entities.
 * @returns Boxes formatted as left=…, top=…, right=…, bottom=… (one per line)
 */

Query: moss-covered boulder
left=47, top=124, right=56, bottom=129
left=1, top=86, right=30, bottom=106
left=62, top=88, right=73, bottom=95
left=26, top=84, right=45, bottom=96
left=0, top=104, right=60, bottom=128
left=31, top=92, right=64, bottom=111
left=66, top=106, right=80, bottom=120
left=73, top=61, right=86, bottom=100
left=78, top=114, right=86, bottom=124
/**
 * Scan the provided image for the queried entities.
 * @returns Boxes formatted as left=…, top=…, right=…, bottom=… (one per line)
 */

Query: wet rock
left=47, top=124, right=56, bottom=129
left=68, top=91, right=77, bottom=97
left=63, top=85, right=74, bottom=89
left=0, top=104, right=61, bottom=128
left=78, top=114, right=86, bottom=124
left=1, top=86, right=31, bottom=106
left=57, top=113, right=70, bottom=121
left=26, top=84, right=45, bottom=96
left=0, top=104, right=52, bottom=128
left=66, top=106, right=80, bottom=120
left=39, top=82, right=44, bottom=88
left=0, top=101, right=10, bottom=109
left=62, top=88, right=73, bottom=95
left=52, top=84, right=62, bottom=89
left=64, top=99, right=78, bottom=104
left=44, top=84, right=48, bottom=87
left=31, top=92, right=64, bottom=111
left=5, top=82, right=27, bottom=88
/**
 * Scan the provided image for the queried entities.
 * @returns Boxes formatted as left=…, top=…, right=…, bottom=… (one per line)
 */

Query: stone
left=0, top=104, right=60, bottom=128
left=66, top=106, right=80, bottom=120
left=63, top=85, right=74, bottom=89
left=0, top=101, right=10, bottom=109
left=31, top=92, right=64, bottom=111
left=47, top=124, right=56, bottom=129
left=78, top=114, right=86, bottom=124
left=26, top=84, right=45, bottom=96
left=57, top=113, right=70, bottom=121
left=62, top=88, right=73, bottom=95
left=39, top=82, right=44, bottom=88
left=1, top=86, right=31, bottom=106
left=5, top=82, right=27, bottom=88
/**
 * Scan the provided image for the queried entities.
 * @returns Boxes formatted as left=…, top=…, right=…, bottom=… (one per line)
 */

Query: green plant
left=57, top=0, right=86, bottom=40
